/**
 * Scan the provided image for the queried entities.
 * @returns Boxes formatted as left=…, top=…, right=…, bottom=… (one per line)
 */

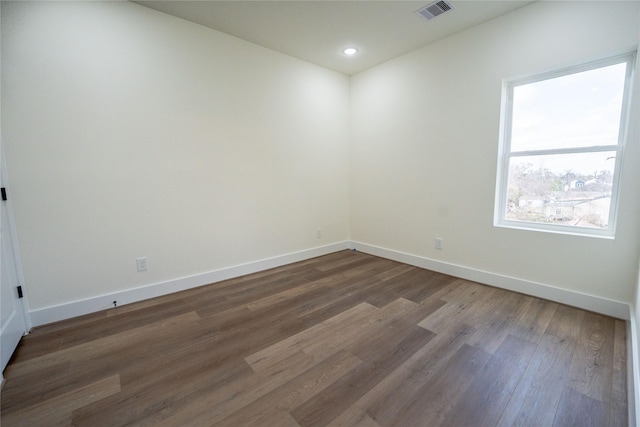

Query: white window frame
left=494, top=52, right=636, bottom=238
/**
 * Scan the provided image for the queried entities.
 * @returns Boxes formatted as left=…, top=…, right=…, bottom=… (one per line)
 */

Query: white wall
left=2, top=1, right=639, bottom=320
left=1, top=1, right=350, bottom=312
left=350, top=1, right=640, bottom=304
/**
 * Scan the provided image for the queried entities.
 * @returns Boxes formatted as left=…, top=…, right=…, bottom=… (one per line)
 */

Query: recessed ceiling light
left=342, top=47, right=358, bottom=56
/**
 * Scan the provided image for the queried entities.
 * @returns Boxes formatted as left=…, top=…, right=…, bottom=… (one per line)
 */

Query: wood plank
left=382, top=344, right=490, bottom=426
left=465, top=291, right=533, bottom=353
left=399, top=270, right=458, bottom=304
left=544, top=304, right=585, bottom=344
left=566, top=311, right=615, bottom=402
left=291, top=325, right=435, bottom=427
left=301, top=298, right=420, bottom=362
left=347, top=298, right=445, bottom=362
left=23, top=310, right=107, bottom=337
left=2, top=375, right=120, bottom=427
left=119, top=353, right=314, bottom=427
left=246, top=280, right=328, bottom=312
left=370, top=263, right=415, bottom=283
left=610, top=319, right=628, bottom=426
left=314, top=252, right=381, bottom=272
left=415, top=275, right=462, bottom=302
left=327, top=406, right=382, bottom=427
left=0, top=362, right=72, bottom=414
left=222, top=268, right=325, bottom=305
left=361, top=267, right=430, bottom=307
left=358, top=322, right=477, bottom=423
left=59, top=299, right=195, bottom=349
left=151, top=351, right=318, bottom=426
left=444, top=334, right=537, bottom=427
left=438, top=279, right=490, bottom=303
left=295, top=281, right=383, bottom=323
left=7, top=314, right=220, bottom=424
left=417, top=281, right=501, bottom=333
left=553, top=387, right=608, bottom=427
left=207, top=285, right=323, bottom=333
left=4, top=311, right=201, bottom=378
left=5, top=333, right=63, bottom=363
left=0, top=250, right=626, bottom=427
left=510, top=298, right=559, bottom=344
left=70, top=346, right=251, bottom=426
left=497, top=333, right=575, bottom=426
left=246, top=302, right=377, bottom=373
left=215, top=350, right=362, bottom=427
left=249, top=412, right=302, bottom=427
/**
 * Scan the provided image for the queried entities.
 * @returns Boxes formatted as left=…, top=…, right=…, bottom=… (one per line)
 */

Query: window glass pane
left=505, top=151, right=616, bottom=229
left=510, top=63, right=627, bottom=151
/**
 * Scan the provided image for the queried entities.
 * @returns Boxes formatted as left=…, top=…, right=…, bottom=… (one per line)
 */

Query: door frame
left=1, top=141, right=32, bottom=375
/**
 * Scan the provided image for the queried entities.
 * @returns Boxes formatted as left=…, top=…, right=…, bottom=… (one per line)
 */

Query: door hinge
left=1, top=188, right=6, bottom=201
left=17, top=286, right=23, bottom=298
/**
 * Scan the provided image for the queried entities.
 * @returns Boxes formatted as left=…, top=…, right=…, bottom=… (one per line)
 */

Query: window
left=495, top=53, right=635, bottom=238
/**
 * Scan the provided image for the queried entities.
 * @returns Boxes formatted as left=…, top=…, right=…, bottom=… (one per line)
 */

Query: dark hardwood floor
left=0, top=250, right=628, bottom=426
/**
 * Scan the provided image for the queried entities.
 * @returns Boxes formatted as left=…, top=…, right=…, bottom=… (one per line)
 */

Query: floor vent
left=415, top=0, right=454, bottom=21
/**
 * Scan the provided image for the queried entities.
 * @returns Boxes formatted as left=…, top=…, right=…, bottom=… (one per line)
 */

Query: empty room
left=1, top=0, right=639, bottom=425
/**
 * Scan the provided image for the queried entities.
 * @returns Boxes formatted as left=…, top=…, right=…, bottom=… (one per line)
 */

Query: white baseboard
left=29, top=241, right=350, bottom=327
left=349, top=241, right=630, bottom=320
left=29, top=238, right=630, bottom=324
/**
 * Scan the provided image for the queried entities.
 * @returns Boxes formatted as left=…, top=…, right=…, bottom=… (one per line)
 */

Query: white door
left=1, top=150, right=28, bottom=372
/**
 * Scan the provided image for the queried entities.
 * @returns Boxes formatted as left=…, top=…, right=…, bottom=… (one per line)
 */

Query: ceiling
left=133, top=1, right=534, bottom=75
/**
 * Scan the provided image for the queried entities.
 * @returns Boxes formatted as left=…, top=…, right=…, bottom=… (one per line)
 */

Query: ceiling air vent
left=415, top=0, right=454, bottom=21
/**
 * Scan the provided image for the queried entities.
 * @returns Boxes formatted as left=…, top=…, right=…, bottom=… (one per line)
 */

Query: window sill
left=494, top=220, right=615, bottom=239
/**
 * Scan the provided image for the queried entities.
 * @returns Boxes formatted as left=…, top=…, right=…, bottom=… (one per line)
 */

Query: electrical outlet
left=136, top=257, right=148, bottom=272
left=316, top=228, right=323, bottom=239
left=435, top=238, right=443, bottom=250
